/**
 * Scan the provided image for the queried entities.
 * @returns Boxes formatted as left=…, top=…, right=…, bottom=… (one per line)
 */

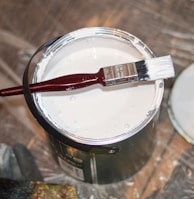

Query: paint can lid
left=168, top=63, right=194, bottom=144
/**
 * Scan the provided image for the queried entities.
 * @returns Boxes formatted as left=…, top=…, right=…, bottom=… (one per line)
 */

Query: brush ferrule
left=103, top=63, right=138, bottom=86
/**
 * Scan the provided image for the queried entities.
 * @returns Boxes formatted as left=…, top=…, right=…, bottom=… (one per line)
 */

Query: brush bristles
left=145, top=55, right=175, bottom=81
left=135, top=60, right=149, bottom=80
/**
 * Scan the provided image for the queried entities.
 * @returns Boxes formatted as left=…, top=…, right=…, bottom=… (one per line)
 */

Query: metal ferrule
left=103, top=63, right=138, bottom=86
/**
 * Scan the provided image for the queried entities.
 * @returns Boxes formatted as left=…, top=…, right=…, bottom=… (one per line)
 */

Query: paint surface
left=34, top=34, right=160, bottom=141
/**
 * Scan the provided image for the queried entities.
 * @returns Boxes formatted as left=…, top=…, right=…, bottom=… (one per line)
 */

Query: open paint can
left=23, top=27, right=164, bottom=184
left=168, top=63, right=194, bottom=144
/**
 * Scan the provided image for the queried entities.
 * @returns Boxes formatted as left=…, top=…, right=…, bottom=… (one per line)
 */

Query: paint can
left=23, top=27, right=164, bottom=184
left=168, top=63, right=194, bottom=144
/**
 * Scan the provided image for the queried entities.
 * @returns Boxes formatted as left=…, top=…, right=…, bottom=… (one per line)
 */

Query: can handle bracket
left=90, top=146, right=119, bottom=155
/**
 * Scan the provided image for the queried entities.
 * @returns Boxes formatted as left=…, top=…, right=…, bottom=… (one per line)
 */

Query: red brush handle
left=0, top=69, right=105, bottom=97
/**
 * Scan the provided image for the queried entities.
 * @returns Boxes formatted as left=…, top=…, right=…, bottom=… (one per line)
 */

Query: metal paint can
left=23, top=27, right=164, bottom=184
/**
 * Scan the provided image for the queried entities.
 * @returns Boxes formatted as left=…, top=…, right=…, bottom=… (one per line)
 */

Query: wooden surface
left=0, top=1, right=194, bottom=198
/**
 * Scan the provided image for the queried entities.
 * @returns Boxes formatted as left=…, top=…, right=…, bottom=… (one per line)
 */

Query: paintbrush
left=0, top=55, right=174, bottom=97
left=0, top=179, right=78, bottom=199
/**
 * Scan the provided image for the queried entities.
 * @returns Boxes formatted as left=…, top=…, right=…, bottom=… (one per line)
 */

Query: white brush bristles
left=146, top=55, right=175, bottom=81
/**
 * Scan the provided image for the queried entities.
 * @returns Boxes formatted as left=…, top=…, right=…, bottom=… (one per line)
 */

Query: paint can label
left=58, top=156, right=84, bottom=181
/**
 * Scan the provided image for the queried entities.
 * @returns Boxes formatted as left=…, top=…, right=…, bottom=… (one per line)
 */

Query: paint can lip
left=168, top=63, right=194, bottom=144
left=33, top=27, right=164, bottom=145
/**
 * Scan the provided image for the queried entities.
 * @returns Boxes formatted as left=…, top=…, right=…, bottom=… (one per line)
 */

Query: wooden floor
left=0, top=1, right=194, bottom=198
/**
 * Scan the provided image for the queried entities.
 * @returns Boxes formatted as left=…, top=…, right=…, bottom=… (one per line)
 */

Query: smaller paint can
left=168, top=63, right=194, bottom=144
left=23, top=27, right=164, bottom=184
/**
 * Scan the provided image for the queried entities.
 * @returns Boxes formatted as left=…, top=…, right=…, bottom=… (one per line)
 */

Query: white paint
left=34, top=30, right=163, bottom=142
